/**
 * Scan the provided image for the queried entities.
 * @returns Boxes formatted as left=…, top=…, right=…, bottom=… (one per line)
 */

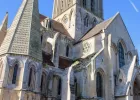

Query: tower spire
left=0, top=12, right=8, bottom=46
left=0, top=0, right=42, bottom=61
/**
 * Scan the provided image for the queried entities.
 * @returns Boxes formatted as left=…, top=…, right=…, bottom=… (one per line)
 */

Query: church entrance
left=133, top=75, right=140, bottom=100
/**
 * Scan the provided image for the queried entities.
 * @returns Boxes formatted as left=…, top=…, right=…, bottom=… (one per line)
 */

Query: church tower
left=0, top=0, right=42, bottom=99
left=52, top=0, right=103, bottom=41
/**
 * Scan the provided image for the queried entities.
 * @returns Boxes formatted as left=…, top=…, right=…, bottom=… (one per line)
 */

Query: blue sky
left=0, top=0, right=140, bottom=57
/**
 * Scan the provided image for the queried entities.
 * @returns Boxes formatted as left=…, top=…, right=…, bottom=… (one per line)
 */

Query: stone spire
left=0, top=12, right=8, bottom=46
left=0, top=0, right=42, bottom=61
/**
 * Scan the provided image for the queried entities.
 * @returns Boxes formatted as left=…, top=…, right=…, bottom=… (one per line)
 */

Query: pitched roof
left=80, top=12, right=120, bottom=41
left=40, top=14, right=73, bottom=39
left=0, top=12, right=8, bottom=46
left=0, top=0, right=42, bottom=61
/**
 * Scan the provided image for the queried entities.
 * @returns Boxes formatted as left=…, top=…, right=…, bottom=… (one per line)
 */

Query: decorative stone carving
left=83, top=42, right=91, bottom=54
left=62, top=15, right=68, bottom=24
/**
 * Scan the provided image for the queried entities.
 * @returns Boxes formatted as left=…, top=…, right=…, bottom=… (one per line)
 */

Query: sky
left=0, top=0, right=140, bottom=57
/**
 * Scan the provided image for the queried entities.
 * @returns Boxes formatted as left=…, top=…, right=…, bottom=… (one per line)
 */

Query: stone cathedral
left=0, top=0, right=140, bottom=100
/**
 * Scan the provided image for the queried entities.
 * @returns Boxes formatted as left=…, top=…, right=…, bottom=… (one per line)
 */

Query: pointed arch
left=12, top=64, right=19, bottom=84
left=95, top=68, right=106, bottom=98
left=118, top=39, right=127, bottom=52
left=69, top=9, right=74, bottom=22
left=84, top=14, right=89, bottom=27
left=41, top=71, right=47, bottom=94
left=28, top=62, right=37, bottom=90
left=118, top=39, right=126, bottom=68
left=52, top=75, right=62, bottom=97
left=8, top=60, right=21, bottom=85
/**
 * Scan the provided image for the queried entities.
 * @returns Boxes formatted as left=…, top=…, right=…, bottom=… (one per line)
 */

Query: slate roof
left=0, top=0, right=42, bottom=61
left=0, top=12, right=8, bottom=46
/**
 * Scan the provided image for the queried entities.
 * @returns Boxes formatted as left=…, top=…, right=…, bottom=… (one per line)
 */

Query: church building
left=0, top=0, right=139, bottom=100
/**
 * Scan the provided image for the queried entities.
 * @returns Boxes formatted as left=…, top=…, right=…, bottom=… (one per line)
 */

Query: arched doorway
left=96, top=72, right=103, bottom=98
left=133, top=75, right=140, bottom=100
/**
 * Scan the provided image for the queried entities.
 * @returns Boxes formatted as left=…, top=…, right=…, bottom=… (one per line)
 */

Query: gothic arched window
left=96, top=72, right=103, bottom=97
left=28, top=68, right=32, bottom=87
left=28, top=67, right=35, bottom=89
left=92, top=18, right=97, bottom=27
left=118, top=43, right=125, bottom=68
left=84, top=15, right=89, bottom=27
left=41, top=35, right=43, bottom=43
left=91, top=0, right=95, bottom=12
left=12, top=64, right=18, bottom=84
left=83, top=0, right=86, bottom=8
left=74, top=78, right=78, bottom=97
left=66, top=45, right=69, bottom=57
left=58, top=78, right=62, bottom=95
left=41, top=72, right=47, bottom=94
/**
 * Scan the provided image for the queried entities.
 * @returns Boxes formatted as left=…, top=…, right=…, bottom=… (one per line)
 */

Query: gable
left=106, top=13, right=135, bottom=52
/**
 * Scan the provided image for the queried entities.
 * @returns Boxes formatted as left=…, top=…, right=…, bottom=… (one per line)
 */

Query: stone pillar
left=103, top=33, right=114, bottom=100
left=61, top=67, right=75, bottom=100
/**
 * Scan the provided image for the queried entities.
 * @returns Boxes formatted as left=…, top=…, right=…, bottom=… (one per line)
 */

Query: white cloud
left=129, top=0, right=139, bottom=12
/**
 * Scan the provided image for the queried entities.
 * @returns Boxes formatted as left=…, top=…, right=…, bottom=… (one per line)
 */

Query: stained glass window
left=118, top=43, right=125, bottom=68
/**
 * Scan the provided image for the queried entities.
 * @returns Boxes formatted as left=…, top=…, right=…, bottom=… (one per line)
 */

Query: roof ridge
left=105, top=12, right=120, bottom=29
left=0, top=12, right=8, bottom=32
left=78, top=12, right=120, bottom=42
